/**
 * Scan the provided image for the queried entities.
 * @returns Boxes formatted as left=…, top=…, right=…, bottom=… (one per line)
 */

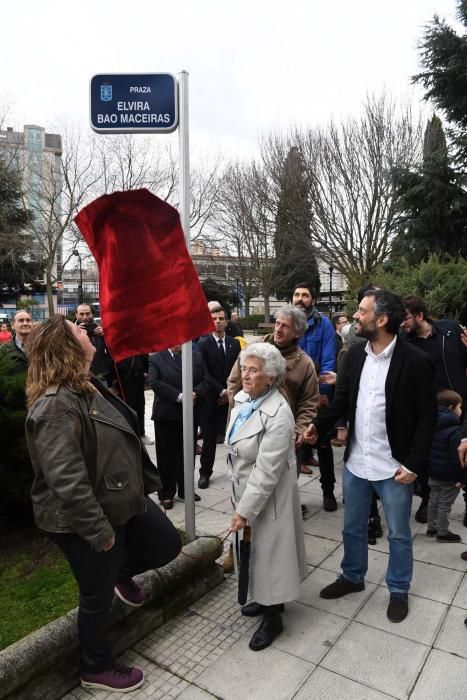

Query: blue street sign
left=90, top=73, right=178, bottom=134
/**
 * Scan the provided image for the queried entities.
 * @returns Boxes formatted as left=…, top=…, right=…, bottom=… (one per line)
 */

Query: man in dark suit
left=305, top=289, right=437, bottom=622
left=148, top=345, right=210, bottom=508
left=197, top=306, right=241, bottom=488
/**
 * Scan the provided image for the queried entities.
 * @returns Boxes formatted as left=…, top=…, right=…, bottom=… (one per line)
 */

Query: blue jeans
left=341, top=466, right=414, bottom=593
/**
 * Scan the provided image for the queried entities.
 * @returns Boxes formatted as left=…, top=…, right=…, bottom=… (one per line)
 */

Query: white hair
left=240, top=344, right=286, bottom=384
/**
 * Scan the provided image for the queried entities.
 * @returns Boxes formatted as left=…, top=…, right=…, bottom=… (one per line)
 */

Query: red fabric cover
left=74, top=188, right=213, bottom=362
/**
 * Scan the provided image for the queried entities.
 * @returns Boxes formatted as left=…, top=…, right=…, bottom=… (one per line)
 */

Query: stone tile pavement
left=62, top=395, right=467, bottom=699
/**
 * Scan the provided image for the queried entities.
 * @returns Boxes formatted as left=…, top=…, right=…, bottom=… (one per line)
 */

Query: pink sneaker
left=81, top=664, right=144, bottom=692
left=114, top=579, right=145, bottom=607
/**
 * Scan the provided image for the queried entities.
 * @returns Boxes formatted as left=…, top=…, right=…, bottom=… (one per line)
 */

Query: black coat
left=313, top=338, right=437, bottom=476
left=148, top=350, right=210, bottom=422
left=196, top=334, right=241, bottom=399
left=3, top=338, right=28, bottom=374
left=429, top=406, right=464, bottom=483
left=404, top=319, right=467, bottom=403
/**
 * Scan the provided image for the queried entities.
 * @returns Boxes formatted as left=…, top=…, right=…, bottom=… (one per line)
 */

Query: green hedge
left=238, top=314, right=267, bottom=330
left=0, top=351, right=33, bottom=531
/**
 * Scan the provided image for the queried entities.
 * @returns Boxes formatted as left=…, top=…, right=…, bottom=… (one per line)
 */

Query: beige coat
left=226, top=388, right=306, bottom=605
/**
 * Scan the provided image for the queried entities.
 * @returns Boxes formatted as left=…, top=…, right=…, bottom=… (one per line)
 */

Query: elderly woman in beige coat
left=227, top=343, right=306, bottom=652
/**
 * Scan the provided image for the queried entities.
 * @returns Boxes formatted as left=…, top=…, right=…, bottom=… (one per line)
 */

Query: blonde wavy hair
left=26, top=315, right=94, bottom=406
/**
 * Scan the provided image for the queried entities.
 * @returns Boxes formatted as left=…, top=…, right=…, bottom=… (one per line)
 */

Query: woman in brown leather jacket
left=25, top=315, right=181, bottom=694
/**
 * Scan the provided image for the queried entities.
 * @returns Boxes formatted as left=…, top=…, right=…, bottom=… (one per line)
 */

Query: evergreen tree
left=0, top=158, right=37, bottom=300
left=391, top=115, right=467, bottom=263
left=413, top=0, right=467, bottom=165
left=273, top=147, right=320, bottom=300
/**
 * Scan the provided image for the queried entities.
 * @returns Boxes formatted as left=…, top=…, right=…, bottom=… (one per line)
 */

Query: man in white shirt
left=305, top=289, right=437, bottom=622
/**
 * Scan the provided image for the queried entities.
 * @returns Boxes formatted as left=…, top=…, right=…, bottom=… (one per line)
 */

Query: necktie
left=218, top=338, right=225, bottom=359
left=173, top=352, right=182, bottom=367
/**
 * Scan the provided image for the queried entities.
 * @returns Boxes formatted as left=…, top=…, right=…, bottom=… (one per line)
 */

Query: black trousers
left=154, top=420, right=196, bottom=500
left=200, top=402, right=228, bottom=477
left=48, top=498, right=181, bottom=673
left=302, top=435, right=335, bottom=492
left=120, top=374, right=146, bottom=436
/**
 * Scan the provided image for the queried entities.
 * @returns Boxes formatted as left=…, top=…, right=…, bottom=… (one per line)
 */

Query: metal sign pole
left=178, top=71, right=195, bottom=542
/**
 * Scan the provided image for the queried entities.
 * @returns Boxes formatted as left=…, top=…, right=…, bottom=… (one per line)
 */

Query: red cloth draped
left=74, top=189, right=213, bottom=362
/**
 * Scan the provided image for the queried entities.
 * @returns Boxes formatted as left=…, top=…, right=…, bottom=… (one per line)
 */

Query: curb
left=0, top=535, right=223, bottom=700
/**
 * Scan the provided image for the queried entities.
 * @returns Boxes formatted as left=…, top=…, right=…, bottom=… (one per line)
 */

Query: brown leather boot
left=223, top=544, right=234, bottom=574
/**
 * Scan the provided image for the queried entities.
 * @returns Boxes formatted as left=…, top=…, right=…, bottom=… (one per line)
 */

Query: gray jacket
left=25, top=385, right=146, bottom=551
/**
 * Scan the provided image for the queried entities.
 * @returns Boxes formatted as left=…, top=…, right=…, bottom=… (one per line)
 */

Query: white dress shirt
left=347, top=336, right=411, bottom=481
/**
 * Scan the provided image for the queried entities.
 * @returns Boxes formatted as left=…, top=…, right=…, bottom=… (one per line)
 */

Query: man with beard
left=304, top=289, right=436, bottom=622
left=401, top=296, right=467, bottom=524
left=292, top=283, right=337, bottom=510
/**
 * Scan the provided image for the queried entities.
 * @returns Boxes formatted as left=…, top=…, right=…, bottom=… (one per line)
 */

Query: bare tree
left=95, top=135, right=222, bottom=245
left=262, top=95, right=423, bottom=288
left=21, top=127, right=102, bottom=315
left=216, top=161, right=278, bottom=320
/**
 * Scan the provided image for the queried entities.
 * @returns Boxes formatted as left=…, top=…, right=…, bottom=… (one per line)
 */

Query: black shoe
left=177, top=493, right=201, bottom=502
left=387, top=593, right=408, bottom=622
left=415, top=502, right=428, bottom=523
left=320, top=577, right=365, bottom=599
left=323, top=493, right=337, bottom=512
left=248, top=613, right=283, bottom=651
left=198, top=475, right=210, bottom=489
left=242, top=602, right=284, bottom=617
left=426, top=528, right=437, bottom=537
left=436, top=531, right=461, bottom=542
left=301, top=504, right=308, bottom=520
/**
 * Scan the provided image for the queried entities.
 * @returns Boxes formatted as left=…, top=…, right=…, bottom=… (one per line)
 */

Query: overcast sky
left=0, top=0, right=460, bottom=160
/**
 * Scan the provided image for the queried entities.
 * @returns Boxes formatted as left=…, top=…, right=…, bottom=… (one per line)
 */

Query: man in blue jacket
left=292, top=282, right=337, bottom=510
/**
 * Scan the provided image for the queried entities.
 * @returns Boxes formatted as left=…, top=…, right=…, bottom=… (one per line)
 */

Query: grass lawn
left=0, top=528, right=77, bottom=651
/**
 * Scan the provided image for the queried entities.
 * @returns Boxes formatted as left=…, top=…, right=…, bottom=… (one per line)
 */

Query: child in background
left=427, top=389, right=464, bottom=542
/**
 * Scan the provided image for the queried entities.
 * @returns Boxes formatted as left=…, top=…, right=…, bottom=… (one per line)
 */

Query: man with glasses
left=401, top=296, right=467, bottom=523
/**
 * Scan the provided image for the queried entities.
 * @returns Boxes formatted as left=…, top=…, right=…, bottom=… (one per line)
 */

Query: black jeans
left=317, top=437, right=336, bottom=494
left=48, top=498, right=181, bottom=673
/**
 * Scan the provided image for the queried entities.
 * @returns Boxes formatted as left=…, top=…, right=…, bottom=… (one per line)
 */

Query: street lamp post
left=328, top=265, right=334, bottom=318
left=236, top=278, right=240, bottom=315
left=72, top=250, right=84, bottom=305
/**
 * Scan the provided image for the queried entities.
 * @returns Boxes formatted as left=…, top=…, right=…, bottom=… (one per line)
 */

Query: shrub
left=0, top=351, right=33, bottom=531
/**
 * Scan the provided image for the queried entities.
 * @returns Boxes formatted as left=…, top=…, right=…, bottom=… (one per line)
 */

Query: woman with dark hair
left=25, top=316, right=181, bottom=693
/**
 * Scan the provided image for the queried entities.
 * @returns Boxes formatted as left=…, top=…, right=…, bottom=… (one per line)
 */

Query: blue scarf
left=229, top=389, right=272, bottom=440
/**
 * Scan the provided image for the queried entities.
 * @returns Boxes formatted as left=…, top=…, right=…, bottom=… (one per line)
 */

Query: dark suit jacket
left=148, top=349, right=210, bottom=422
left=196, top=334, right=241, bottom=398
left=313, top=338, right=437, bottom=476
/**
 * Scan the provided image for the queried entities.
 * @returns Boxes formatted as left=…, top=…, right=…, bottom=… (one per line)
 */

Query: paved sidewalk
left=64, top=398, right=467, bottom=699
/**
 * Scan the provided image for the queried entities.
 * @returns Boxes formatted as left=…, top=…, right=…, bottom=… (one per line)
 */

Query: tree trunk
left=243, top=296, right=250, bottom=316
left=46, top=268, right=54, bottom=318
left=263, top=294, right=271, bottom=323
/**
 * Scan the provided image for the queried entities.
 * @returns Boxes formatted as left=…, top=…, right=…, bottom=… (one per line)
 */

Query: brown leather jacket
left=25, top=385, right=147, bottom=551
left=227, top=335, right=319, bottom=435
